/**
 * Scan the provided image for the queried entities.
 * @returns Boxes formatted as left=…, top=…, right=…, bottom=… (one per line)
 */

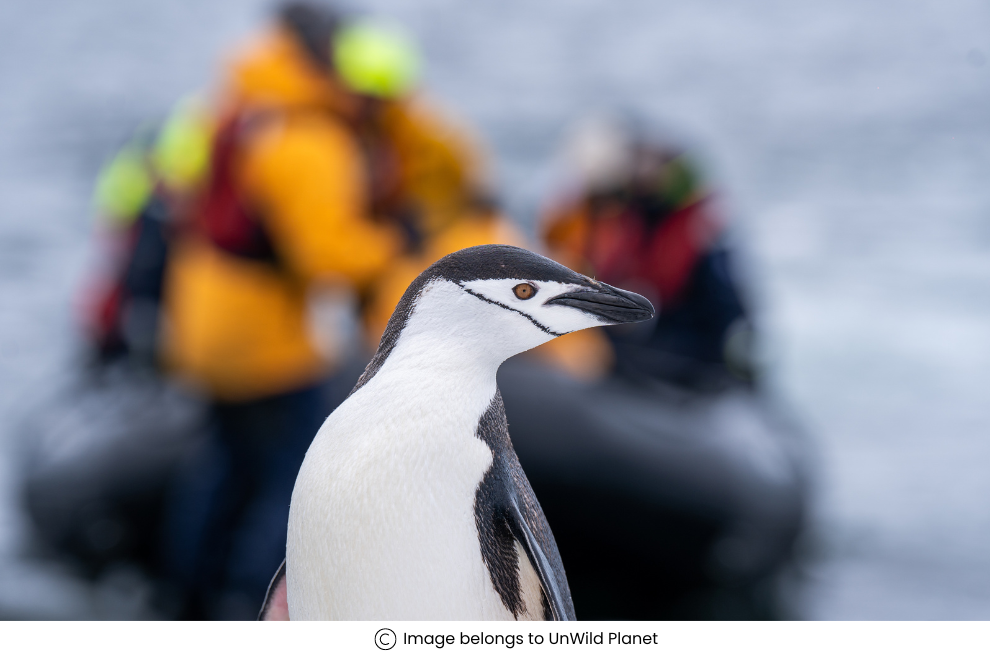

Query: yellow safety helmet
left=333, top=20, right=420, bottom=99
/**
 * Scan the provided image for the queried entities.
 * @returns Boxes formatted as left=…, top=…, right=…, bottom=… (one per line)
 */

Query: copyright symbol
left=375, top=628, right=396, bottom=650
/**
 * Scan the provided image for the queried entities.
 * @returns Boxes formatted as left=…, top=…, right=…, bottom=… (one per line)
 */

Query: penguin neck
left=375, top=329, right=503, bottom=410
left=362, top=279, right=542, bottom=424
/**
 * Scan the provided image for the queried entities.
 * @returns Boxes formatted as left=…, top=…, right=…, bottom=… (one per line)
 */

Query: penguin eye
left=513, top=283, right=537, bottom=300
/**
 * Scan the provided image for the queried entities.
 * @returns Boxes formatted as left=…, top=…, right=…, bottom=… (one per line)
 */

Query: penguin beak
left=544, top=281, right=655, bottom=324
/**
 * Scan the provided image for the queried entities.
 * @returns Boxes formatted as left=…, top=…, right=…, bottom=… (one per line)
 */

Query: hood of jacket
left=221, top=27, right=351, bottom=114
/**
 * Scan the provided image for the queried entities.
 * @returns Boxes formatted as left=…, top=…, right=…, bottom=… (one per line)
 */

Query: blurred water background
left=1, top=0, right=988, bottom=619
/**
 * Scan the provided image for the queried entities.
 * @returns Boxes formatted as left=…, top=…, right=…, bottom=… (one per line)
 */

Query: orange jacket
left=163, top=29, right=403, bottom=401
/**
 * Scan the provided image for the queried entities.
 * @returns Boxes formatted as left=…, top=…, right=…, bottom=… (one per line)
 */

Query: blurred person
left=157, top=4, right=403, bottom=619
left=80, top=99, right=213, bottom=368
left=157, top=3, right=504, bottom=619
left=542, top=116, right=758, bottom=390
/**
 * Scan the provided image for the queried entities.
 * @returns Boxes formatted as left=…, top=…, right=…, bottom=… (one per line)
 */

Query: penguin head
left=378, top=245, right=655, bottom=368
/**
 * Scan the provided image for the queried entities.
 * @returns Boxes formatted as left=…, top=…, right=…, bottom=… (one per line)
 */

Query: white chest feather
left=286, top=281, right=548, bottom=620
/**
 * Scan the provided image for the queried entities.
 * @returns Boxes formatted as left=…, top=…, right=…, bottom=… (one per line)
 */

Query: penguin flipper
left=475, top=390, right=576, bottom=620
left=258, top=559, right=289, bottom=621
left=508, top=496, right=574, bottom=621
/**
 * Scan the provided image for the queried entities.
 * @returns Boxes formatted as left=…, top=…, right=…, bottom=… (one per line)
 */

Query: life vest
left=194, top=112, right=280, bottom=266
left=586, top=198, right=720, bottom=306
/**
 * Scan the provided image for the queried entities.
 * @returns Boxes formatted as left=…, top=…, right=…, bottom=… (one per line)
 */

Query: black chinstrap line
left=456, top=284, right=564, bottom=337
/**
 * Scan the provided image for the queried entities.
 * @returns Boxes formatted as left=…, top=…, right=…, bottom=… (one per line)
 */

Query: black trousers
left=159, top=382, right=329, bottom=619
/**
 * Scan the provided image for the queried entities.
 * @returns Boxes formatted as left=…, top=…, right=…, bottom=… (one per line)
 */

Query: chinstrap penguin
left=260, top=244, right=654, bottom=621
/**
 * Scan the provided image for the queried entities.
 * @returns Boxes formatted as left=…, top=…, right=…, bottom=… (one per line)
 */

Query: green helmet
left=94, top=142, right=154, bottom=225
left=152, top=96, right=213, bottom=191
left=333, top=20, right=420, bottom=99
